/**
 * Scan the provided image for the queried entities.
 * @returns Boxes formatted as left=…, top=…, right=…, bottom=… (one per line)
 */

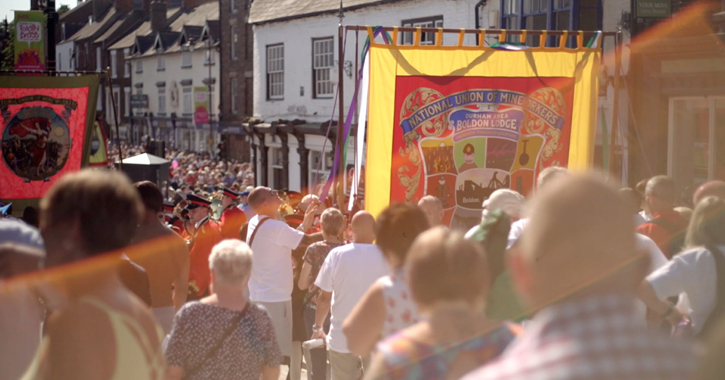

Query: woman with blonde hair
left=639, top=196, right=725, bottom=337
left=364, top=227, right=519, bottom=380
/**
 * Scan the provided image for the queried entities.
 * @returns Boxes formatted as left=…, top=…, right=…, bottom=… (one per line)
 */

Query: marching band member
left=219, top=187, right=247, bottom=240
left=185, top=194, right=222, bottom=299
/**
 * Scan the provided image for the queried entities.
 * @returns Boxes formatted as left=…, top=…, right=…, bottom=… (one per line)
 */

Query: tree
left=0, top=20, right=14, bottom=71
left=58, top=5, right=70, bottom=15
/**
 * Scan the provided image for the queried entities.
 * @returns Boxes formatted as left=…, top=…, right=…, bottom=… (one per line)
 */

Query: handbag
left=184, top=303, right=249, bottom=378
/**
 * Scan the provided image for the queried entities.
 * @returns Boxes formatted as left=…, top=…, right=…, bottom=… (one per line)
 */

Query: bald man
left=463, top=174, right=697, bottom=380
left=418, top=195, right=444, bottom=227
left=693, top=180, right=725, bottom=206
left=636, top=175, right=688, bottom=258
left=312, top=211, right=389, bottom=380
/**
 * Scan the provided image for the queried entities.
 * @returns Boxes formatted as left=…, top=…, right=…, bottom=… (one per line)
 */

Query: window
left=312, top=38, right=334, bottom=98
left=204, top=41, right=215, bottom=64
left=266, top=44, right=284, bottom=100
left=158, top=88, right=166, bottom=114
left=183, top=86, right=193, bottom=115
left=112, top=88, right=121, bottom=117
left=401, top=16, right=443, bottom=45
left=231, top=78, right=238, bottom=114
left=270, top=147, right=284, bottom=189
left=523, top=0, right=548, bottom=46
left=136, top=59, right=143, bottom=73
left=157, top=55, right=165, bottom=71
left=309, top=150, right=333, bottom=192
left=182, top=51, right=192, bottom=68
left=231, top=26, right=238, bottom=61
left=111, top=50, right=117, bottom=78
left=124, top=48, right=131, bottom=77
left=96, top=47, right=101, bottom=72
left=231, top=0, right=237, bottom=13
left=501, top=0, right=601, bottom=47
left=124, top=87, right=131, bottom=117
left=61, top=23, right=66, bottom=40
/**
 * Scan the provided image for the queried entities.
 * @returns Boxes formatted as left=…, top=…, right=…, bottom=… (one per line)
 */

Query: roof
left=158, top=31, right=181, bottom=49
left=59, top=0, right=94, bottom=21
left=168, top=1, right=219, bottom=32
left=107, top=8, right=179, bottom=50
left=120, top=153, right=170, bottom=165
left=93, top=18, right=125, bottom=43
left=249, top=0, right=401, bottom=24
left=182, top=25, right=204, bottom=42
left=204, top=20, right=220, bottom=42
left=65, top=7, right=117, bottom=42
left=134, top=34, right=156, bottom=55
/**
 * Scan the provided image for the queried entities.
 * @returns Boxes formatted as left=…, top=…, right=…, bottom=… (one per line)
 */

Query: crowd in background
left=4, top=163, right=725, bottom=380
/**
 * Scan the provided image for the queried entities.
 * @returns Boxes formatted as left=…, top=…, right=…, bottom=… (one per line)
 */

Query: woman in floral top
left=364, top=227, right=519, bottom=380
left=297, top=208, right=346, bottom=380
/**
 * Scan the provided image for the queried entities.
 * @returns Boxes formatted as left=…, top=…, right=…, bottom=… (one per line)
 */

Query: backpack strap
left=698, top=245, right=725, bottom=337
left=246, top=216, right=270, bottom=248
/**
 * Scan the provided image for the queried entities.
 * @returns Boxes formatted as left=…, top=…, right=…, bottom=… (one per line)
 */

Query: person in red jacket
left=219, top=187, right=247, bottom=240
left=185, top=193, right=223, bottom=299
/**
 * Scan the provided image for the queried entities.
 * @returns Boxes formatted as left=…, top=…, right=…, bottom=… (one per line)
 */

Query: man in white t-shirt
left=312, top=211, right=389, bottom=380
left=246, top=187, right=321, bottom=359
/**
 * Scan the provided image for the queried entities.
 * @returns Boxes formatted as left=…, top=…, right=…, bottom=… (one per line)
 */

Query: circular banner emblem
left=1, top=106, right=71, bottom=181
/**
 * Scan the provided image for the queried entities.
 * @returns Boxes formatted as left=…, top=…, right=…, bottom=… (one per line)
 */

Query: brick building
left=218, top=0, right=254, bottom=161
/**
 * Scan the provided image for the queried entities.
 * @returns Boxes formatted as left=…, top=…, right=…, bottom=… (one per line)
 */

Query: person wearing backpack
left=639, top=196, right=725, bottom=337
left=636, top=176, right=689, bottom=259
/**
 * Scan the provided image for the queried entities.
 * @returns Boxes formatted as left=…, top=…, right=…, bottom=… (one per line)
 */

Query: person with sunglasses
left=245, top=187, right=323, bottom=376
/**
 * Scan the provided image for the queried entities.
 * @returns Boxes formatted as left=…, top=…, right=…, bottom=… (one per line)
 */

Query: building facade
left=124, top=0, right=221, bottom=153
left=218, top=0, right=254, bottom=161
left=248, top=0, right=630, bottom=196
left=628, top=1, right=725, bottom=200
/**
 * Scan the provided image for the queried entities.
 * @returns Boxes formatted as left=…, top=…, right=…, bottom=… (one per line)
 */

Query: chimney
left=182, top=0, right=208, bottom=11
left=93, top=0, right=112, bottom=22
left=150, top=0, right=167, bottom=32
left=115, top=0, right=134, bottom=13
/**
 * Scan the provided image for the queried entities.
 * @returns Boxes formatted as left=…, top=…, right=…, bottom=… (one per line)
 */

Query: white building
left=248, top=0, right=631, bottom=195
left=125, top=1, right=221, bottom=153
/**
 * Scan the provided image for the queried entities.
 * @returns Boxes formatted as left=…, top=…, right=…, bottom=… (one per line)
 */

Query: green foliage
left=58, top=5, right=70, bottom=15
left=0, top=21, right=14, bottom=71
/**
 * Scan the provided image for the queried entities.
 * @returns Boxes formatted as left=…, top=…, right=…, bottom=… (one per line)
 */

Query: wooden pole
left=107, top=69, right=124, bottom=170
left=335, top=2, right=345, bottom=210
left=610, top=30, right=622, bottom=179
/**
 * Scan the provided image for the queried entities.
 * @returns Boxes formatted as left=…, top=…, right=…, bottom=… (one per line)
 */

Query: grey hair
left=320, top=208, right=344, bottom=237
left=209, top=239, right=253, bottom=285
left=537, top=166, right=569, bottom=190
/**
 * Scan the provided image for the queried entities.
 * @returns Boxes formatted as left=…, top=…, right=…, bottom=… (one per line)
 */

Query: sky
left=0, top=0, right=75, bottom=23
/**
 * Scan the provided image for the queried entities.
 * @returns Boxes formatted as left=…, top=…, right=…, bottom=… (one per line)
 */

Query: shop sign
left=636, top=0, right=672, bottom=18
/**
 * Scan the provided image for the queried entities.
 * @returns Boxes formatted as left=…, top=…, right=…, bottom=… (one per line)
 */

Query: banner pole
left=107, top=69, right=124, bottom=170
left=609, top=30, right=622, bottom=179
left=335, top=1, right=345, bottom=210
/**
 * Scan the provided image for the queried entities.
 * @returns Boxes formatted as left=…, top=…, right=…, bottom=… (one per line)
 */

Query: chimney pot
left=150, top=0, right=167, bottom=32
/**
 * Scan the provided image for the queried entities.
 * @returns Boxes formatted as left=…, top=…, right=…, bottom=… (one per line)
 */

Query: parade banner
left=365, top=30, right=600, bottom=228
left=194, top=87, right=209, bottom=125
left=14, top=11, right=46, bottom=71
left=0, top=75, right=101, bottom=201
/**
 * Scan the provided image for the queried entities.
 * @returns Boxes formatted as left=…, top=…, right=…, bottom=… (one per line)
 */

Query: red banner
left=0, top=75, right=100, bottom=200
left=391, top=76, right=574, bottom=228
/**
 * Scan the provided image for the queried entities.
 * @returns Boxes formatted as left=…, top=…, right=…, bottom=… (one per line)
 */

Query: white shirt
left=246, top=215, right=304, bottom=303
left=506, top=218, right=529, bottom=249
left=647, top=245, right=725, bottom=333
left=315, top=243, right=390, bottom=353
left=633, top=233, right=668, bottom=323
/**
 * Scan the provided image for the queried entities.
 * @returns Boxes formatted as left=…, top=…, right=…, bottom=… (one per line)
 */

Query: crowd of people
left=4, top=164, right=725, bottom=380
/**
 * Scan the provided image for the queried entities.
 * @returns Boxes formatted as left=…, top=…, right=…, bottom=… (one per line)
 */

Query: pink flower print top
left=378, top=269, right=421, bottom=340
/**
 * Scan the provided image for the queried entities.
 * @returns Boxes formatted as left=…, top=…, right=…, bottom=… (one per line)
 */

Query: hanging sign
left=14, top=11, right=46, bottom=71
left=194, top=87, right=209, bottom=125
